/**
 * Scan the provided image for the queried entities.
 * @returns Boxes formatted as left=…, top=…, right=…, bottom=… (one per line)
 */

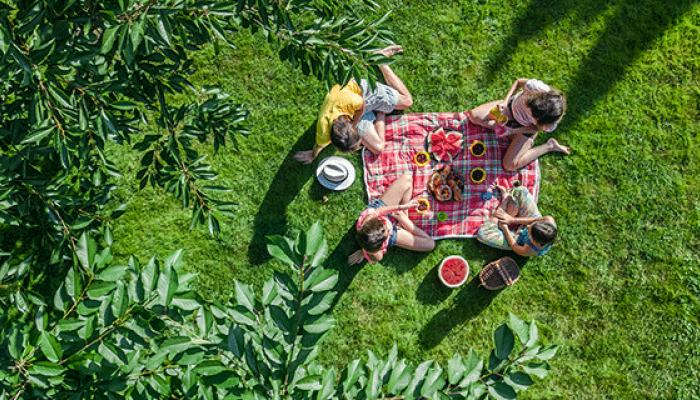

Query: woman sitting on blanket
left=477, top=185, right=557, bottom=257
left=349, top=175, right=435, bottom=265
left=468, top=78, right=570, bottom=171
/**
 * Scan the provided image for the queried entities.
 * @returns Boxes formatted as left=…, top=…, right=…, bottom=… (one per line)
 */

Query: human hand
left=348, top=250, right=364, bottom=265
left=494, top=209, right=514, bottom=224
left=407, top=199, right=420, bottom=209
left=294, top=150, right=315, bottom=164
left=498, top=221, right=509, bottom=231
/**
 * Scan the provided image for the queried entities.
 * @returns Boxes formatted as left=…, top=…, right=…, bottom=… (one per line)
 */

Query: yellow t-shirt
left=316, top=80, right=364, bottom=147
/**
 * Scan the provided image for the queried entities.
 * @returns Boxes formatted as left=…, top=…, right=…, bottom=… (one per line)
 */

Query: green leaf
left=21, top=126, right=54, bottom=144
left=76, top=232, right=96, bottom=272
left=39, top=332, right=63, bottom=362
left=164, top=249, right=185, bottom=270
left=99, top=342, right=127, bottom=365
left=160, top=336, right=192, bottom=358
left=488, top=381, right=517, bottom=400
left=157, top=13, right=171, bottom=46
left=509, top=313, right=529, bottom=344
left=157, top=266, right=178, bottom=307
left=101, top=25, right=121, bottom=53
left=458, top=348, right=483, bottom=388
left=266, top=235, right=299, bottom=267
left=142, top=256, right=159, bottom=293
left=404, top=360, right=432, bottom=399
left=420, top=364, right=445, bottom=399
left=194, top=360, right=226, bottom=376
left=447, top=353, right=466, bottom=385
left=493, top=324, right=515, bottom=360
left=234, top=280, right=256, bottom=313
left=318, top=368, right=336, bottom=400
left=521, top=361, right=550, bottom=379
left=112, top=281, right=128, bottom=318
left=525, top=320, right=539, bottom=348
left=305, top=269, right=338, bottom=293
left=97, top=264, right=129, bottom=281
left=387, top=359, right=412, bottom=394
left=303, top=314, right=335, bottom=334
left=294, top=375, right=322, bottom=391
left=227, top=325, right=245, bottom=358
left=35, top=306, right=47, bottom=331
left=131, top=13, right=146, bottom=50
left=14, top=290, right=29, bottom=314
left=366, top=367, right=381, bottom=400
left=30, top=361, right=66, bottom=377
left=64, top=267, right=82, bottom=300
left=302, top=291, right=335, bottom=316
left=536, top=345, right=559, bottom=361
left=261, top=279, right=278, bottom=306
left=504, top=371, right=534, bottom=391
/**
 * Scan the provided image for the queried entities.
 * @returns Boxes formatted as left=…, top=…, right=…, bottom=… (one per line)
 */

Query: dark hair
left=357, top=218, right=387, bottom=252
left=531, top=221, right=557, bottom=246
left=330, top=116, right=361, bottom=152
left=527, top=89, right=566, bottom=126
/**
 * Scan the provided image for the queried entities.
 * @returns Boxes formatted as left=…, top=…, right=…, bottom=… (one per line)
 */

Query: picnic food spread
left=428, top=165, right=465, bottom=202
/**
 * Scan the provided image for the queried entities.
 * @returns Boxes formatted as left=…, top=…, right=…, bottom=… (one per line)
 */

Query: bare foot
left=375, top=45, right=403, bottom=58
left=548, top=138, right=570, bottom=154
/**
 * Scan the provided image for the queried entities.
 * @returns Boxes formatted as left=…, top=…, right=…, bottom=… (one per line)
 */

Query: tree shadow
left=418, top=253, right=530, bottom=350
left=247, top=121, right=327, bottom=265
left=484, top=0, right=698, bottom=128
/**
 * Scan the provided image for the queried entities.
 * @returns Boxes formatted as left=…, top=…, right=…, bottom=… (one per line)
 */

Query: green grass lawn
left=111, top=0, right=700, bottom=398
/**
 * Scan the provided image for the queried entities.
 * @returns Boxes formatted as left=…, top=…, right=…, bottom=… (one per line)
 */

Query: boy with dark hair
left=294, top=45, right=413, bottom=164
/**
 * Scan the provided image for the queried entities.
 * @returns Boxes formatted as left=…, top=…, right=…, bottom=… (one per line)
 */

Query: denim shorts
left=367, top=199, right=398, bottom=247
left=357, top=79, right=399, bottom=136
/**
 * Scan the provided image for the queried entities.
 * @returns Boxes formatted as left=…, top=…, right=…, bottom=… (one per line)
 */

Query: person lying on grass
left=468, top=78, right=570, bottom=171
left=477, top=185, right=557, bottom=257
left=349, top=175, right=434, bottom=265
left=295, top=45, right=413, bottom=164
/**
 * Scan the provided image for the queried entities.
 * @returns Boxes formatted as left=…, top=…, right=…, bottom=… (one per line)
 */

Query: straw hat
left=316, top=156, right=356, bottom=191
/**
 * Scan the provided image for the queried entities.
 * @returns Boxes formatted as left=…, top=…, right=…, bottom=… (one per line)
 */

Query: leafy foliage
left=1, top=223, right=556, bottom=399
left=0, top=0, right=397, bottom=269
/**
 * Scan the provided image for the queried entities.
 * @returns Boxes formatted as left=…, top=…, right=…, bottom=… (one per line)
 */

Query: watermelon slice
left=427, top=128, right=463, bottom=163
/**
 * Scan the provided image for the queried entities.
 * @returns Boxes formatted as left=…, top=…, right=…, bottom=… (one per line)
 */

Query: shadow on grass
left=326, top=225, right=433, bottom=309
left=418, top=254, right=530, bottom=350
left=419, top=278, right=501, bottom=349
left=485, top=0, right=697, bottom=128
left=247, top=121, right=319, bottom=265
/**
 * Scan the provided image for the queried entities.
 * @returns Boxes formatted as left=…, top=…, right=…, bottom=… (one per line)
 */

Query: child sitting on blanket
left=349, top=175, right=434, bottom=265
left=468, top=78, right=570, bottom=171
left=294, top=45, right=413, bottom=165
left=477, top=185, right=557, bottom=257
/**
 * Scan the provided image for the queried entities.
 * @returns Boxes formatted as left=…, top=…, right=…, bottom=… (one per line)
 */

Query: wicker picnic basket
left=479, top=257, right=520, bottom=290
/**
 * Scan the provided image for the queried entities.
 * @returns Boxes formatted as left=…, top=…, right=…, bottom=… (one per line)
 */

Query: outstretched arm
left=503, top=78, right=529, bottom=104
left=294, top=142, right=327, bottom=164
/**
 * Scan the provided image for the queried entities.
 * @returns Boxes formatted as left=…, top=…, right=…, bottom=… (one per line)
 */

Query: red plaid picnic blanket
left=362, top=111, right=540, bottom=239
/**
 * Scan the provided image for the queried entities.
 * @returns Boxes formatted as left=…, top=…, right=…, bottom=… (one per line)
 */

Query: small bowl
left=470, top=141, right=486, bottom=157
left=416, top=199, right=430, bottom=214
left=438, top=255, right=469, bottom=288
left=470, top=168, right=486, bottom=184
left=414, top=151, right=430, bottom=166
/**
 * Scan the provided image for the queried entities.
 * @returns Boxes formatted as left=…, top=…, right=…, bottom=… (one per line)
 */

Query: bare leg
left=378, top=175, right=412, bottom=207
left=374, top=45, right=413, bottom=110
left=503, top=135, right=570, bottom=171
